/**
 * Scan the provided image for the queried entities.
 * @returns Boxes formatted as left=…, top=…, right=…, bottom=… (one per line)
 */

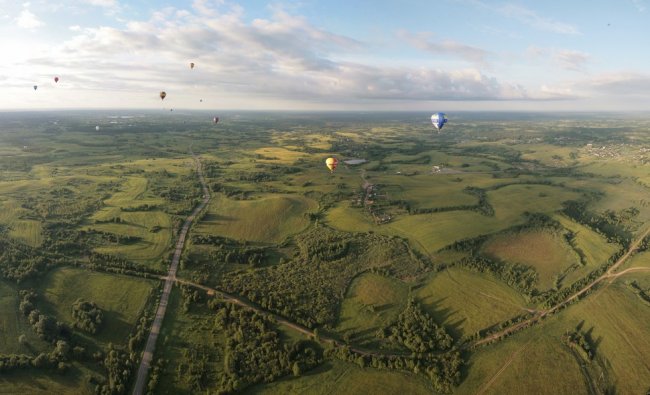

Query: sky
left=1, top=0, right=650, bottom=111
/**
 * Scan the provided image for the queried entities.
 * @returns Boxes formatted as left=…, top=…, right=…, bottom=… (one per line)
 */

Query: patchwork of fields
left=0, top=112, right=649, bottom=394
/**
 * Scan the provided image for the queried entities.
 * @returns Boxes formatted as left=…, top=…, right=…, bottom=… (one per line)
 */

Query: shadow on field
left=421, top=297, right=465, bottom=340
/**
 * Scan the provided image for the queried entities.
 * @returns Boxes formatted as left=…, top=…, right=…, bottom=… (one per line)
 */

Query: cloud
left=459, top=1, right=579, bottom=35
left=584, top=72, right=650, bottom=96
left=15, top=8, right=43, bottom=29
left=81, top=0, right=118, bottom=7
left=497, top=4, right=580, bottom=34
left=554, top=50, right=590, bottom=71
left=69, top=25, right=81, bottom=31
left=397, top=31, right=490, bottom=66
left=632, top=0, right=647, bottom=12
left=526, top=46, right=590, bottom=72
left=18, top=2, right=541, bottom=105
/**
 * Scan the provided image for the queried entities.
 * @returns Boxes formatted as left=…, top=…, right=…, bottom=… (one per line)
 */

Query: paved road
left=132, top=149, right=210, bottom=395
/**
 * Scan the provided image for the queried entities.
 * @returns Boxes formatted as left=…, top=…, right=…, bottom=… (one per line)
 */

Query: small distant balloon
left=33, top=85, right=38, bottom=91
left=325, top=157, right=338, bottom=172
left=190, top=62, right=195, bottom=69
left=200, top=99, right=203, bottom=102
left=95, top=126, right=100, bottom=131
left=170, top=109, right=173, bottom=112
left=159, top=91, right=167, bottom=100
left=431, top=112, right=448, bottom=131
left=213, top=117, right=219, bottom=124
left=54, top=77, right=59, bottom=83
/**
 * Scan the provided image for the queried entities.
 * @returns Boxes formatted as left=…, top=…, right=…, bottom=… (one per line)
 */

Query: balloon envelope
left=190, top=62, right=195, bottom=69
left=213, top=117, right=219, bottom=124
left=54, top=77, right=59, bottom=83
left=95, top=126, right=100, bottom=131
left=159, top=91, right=166, bottom=100
left=431, top=113, right=448, bottom=130
left=325, top=157, right=338, bottom=172
left=33, top=85, right=38, bottom=91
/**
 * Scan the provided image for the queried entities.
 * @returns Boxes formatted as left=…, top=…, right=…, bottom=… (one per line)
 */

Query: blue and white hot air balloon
left=431, top=112, right=448, bottom=131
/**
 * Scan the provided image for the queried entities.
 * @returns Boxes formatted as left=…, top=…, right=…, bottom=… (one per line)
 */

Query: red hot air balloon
left=54, top=77, right=59, bottom=83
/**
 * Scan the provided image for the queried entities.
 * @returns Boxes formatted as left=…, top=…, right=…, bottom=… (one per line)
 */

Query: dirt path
left=132, top=148, right=210, bottom=395
left=475, top=339, right=532, bottom=395
left=172, top=277, right=410, bottom=358
left=473, top=227, right=649, bottom=348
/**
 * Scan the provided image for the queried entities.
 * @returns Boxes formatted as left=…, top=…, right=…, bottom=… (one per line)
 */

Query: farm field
left=334, top=273, right=409, bottom=347
left=415, top=268, right=530, bottom=339
left=482, top=230, right=579, bottom=290
left=39, top=267, right=156, bottom=345
left=195, top=193, right=317, bottom=243
left=0, top=111, right=649, bottom=394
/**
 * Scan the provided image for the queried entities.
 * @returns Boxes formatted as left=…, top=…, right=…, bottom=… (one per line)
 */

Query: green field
left=1, top=112, right=649, bottom=394
left=40, top=267, right=156, bottom=344
left=482, top=230, right=579, bottom=290
left=195, top=193, right=318, bottom=243
left=334, top=273, right=409, bottom=347
left=248, top=360, right=435, bottom=395
left=416, top=268, right=530, bottom=339
left=0, top=281, right=49, bottom=354
left=86, top=210, right=172, bottom=264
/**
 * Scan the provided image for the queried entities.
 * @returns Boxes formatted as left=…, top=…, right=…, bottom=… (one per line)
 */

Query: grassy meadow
left=1, top=111, right=649, bottom=394
left=39, top=267, right=156, bottom=345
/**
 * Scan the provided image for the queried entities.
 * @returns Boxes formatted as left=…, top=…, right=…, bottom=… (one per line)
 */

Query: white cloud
left=497, top=4, right=580, bottom=35
left=69, top=25, right=81, bottom=31
left=15, top=8, right=43, bottom=29
left=632, top=0, right=646, bottom=12
left=397, top=31, right=490, bottom=66
left=554, top=50, right=589, bottom=71
left=81, top=0, right=117, bottom=7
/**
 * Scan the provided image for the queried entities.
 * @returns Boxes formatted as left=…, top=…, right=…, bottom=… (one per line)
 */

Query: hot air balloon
left=160, top=91, right=167, bottom=100
left=190, top=62, right=195, bottom=69
left=200, top=99, right=203, bottom=103
left=431, top=113, right=448, bottom=131
left=33, top=85, right=38, bottom=91
left=95, top=126, right=100, bottom=131
left=213, top=117, right=219, bottom=124
left=54, top=77, right=59, bottom=83
left=325, top=157, right=338, bottom=172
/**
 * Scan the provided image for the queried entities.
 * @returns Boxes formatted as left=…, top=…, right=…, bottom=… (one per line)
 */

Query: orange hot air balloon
left=54, top=77, right=59, bottom=83
left=159, top=91, right=167, bottom=100
left=190, top=62, right=195, bottom=69
left=325, top=157, right=338, bottom=172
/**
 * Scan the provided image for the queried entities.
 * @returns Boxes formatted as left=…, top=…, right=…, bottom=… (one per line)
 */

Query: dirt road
left=472, top=227, right=649, bottom=348
left=132, top=149, right=210, bottom=395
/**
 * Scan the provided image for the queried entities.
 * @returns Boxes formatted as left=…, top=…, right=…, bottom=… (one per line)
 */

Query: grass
left=553, top=214, right=620, bottom=267
left=86, top=210, right=172, bottom=264
left=334, top=273, right=409, bottom=347
left=0, top=281, right=49, bottom=354
left=0, top=369, right=94, bottom=395
left=154, top=288, right=225, bottom=395
left=103, top=176, right=164, bottom=209
left=39, top=267, right=156, bottom=345
left=195, top=193, right=317, bottom=243
left=458, top=278, right=650, bottom=395
left=247, top=359, right=434, bottom=395
left=415, top=268, right=529, bottom=340
left=0, top=199, right=43, bottom=247
left=325, top=201, right=375, bottom=233
left=456, top=324, right=587, bottom=395
left=481, top=230, right=579, bottom=290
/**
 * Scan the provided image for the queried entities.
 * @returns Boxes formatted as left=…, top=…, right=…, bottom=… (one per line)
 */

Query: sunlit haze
left=1, top=0, right=650, bottom=111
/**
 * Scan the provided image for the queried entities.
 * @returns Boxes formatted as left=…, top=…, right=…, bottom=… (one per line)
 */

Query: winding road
left=132, top=148, right=210, bottom=395
left=472, top=226, right=650, bottom=348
